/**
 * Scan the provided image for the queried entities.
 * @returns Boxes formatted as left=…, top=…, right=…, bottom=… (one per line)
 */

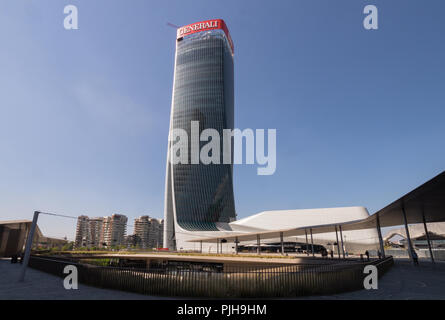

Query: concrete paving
left=1, top=258, right=444, bottom=299
left=305, top=259, right=445, bottom=300
left=0, top=259, right=158, bottom=300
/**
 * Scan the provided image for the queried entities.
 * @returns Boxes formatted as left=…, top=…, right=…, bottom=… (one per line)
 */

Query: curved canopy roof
left=189, top=171, right=445, bottom=243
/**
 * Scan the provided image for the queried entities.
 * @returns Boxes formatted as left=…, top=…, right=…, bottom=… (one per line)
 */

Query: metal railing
left=28, top=255, right=393, bottom=298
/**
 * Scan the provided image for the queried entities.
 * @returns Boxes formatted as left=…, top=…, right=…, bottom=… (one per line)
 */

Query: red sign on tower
left=176, top=19, right=234, bottom=54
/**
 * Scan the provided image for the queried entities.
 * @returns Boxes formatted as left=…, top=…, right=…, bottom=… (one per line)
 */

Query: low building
left=0, top=220, right=32, bottom=257
left=384, top=222, right=445, bottom=249
left=125, top=234, right=141, bottom=248
left=36, top=236, right=69, bottom=249
left=0, top=220, right=68, bottom=257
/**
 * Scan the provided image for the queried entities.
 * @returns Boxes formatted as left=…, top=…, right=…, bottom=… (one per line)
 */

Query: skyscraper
left=164, top=19, right=236, bottom=250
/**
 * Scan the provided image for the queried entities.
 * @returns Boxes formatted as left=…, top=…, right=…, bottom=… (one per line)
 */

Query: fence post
left=19, top=211, right=40, bottom=282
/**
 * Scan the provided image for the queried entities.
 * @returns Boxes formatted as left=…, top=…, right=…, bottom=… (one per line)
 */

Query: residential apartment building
left=100, top=214, right=128, bottom=248
left=133, top=216, right=164, bottom=249
left=87, top=217, right=103, bottom=248
left=75, top=214, right=127, bottom=248
left=75, top=215, right=90, bottom=248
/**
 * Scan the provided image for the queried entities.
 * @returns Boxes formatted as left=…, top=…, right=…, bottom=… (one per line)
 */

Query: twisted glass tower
left=164, top=20, right=236, bottom=250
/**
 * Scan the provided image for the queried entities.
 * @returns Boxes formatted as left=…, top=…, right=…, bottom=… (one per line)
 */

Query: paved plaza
left=1, top=258, right=444, bottom=299
left=0, top=259, right=158, bottom=300
left=307, top=259, right=445, bottom=300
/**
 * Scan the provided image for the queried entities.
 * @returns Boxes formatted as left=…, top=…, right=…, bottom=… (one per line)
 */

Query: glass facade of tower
left=164, top=24, right=236, bottom=239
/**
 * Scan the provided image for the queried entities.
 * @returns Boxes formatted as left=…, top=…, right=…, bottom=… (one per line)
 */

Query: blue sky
left=0, top=0, right=444, bottom=240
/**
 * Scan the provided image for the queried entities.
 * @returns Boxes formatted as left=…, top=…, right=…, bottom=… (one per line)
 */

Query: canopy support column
left=305, top=229, right=309, bottom=256
left=339, top=225, right=345, bottom=259
left=402, top=205, right=415, bottom=264
left=376, top=214, right=386, bottom=258
left=257, top=234, right=261, bottom=255
left=422, top=209, right=434, bottom=264
left=310, top=228, right=314, bottom=257
left=280, top=232, right=284, bottom=255
left=335, top=225, right=341, bottom=259
left=235, top=237, right=239, bottom=255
